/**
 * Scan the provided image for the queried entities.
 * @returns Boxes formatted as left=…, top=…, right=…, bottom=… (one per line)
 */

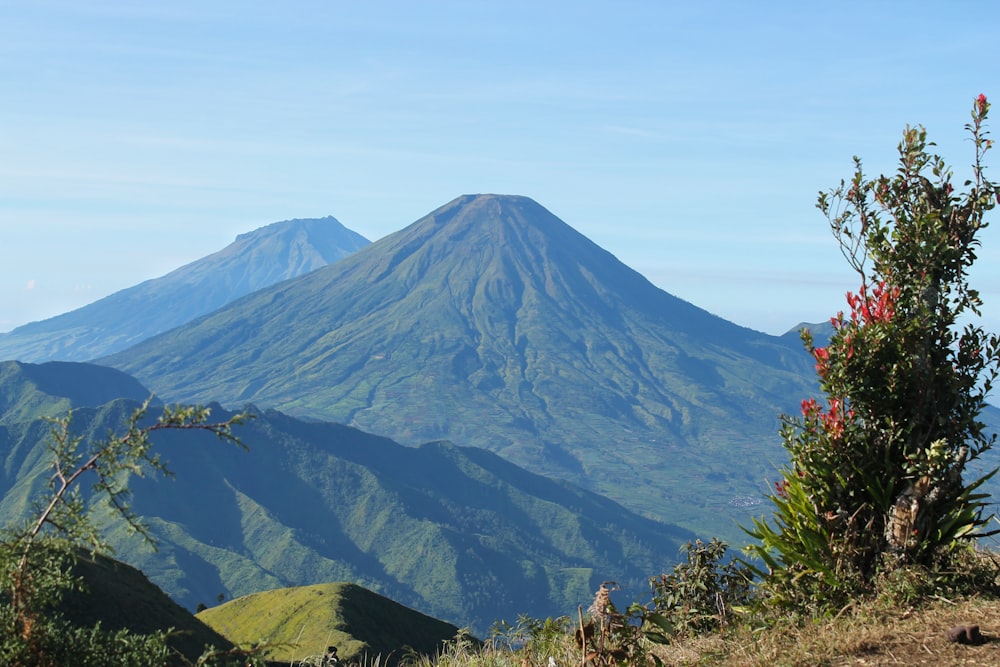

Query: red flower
left=801, top=398, right=820, bottom=417
left=813, top=346, right=830, bottom=375
left=821, top=398, right=846, bottom=439
left=977, top=93, right=988, bottom=115
left=846, top=281, right=897, bottom=325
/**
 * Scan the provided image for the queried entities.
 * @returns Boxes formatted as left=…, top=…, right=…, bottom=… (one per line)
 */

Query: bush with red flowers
left=745, top=96, right=1000, bottom=609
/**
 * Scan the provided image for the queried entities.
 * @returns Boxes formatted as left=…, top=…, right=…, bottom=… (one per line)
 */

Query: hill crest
left=197, top=582, right=461, bottom=664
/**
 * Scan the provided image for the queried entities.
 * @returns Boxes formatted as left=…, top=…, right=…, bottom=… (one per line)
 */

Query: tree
left=0, top=398, right=261, bottom=666
left=745, top=95, right=1000, bottom=608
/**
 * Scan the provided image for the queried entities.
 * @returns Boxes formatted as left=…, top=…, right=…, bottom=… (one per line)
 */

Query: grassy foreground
left=192, top=546, right=1000, bottom=666
left=409, top=595, right=1000, bottom=667
left=655, top=596, right=1000, bottom=667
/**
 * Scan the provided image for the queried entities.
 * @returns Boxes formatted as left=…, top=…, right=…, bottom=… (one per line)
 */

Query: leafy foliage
left=645, top=538, right=752, bottom=637
left=0, top=399, right=254, bottom=666
left=745, top=95, right=1000, bottom=609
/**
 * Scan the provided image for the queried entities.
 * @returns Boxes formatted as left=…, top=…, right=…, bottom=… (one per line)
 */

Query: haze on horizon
left=2, top=1, right=999, bottom=337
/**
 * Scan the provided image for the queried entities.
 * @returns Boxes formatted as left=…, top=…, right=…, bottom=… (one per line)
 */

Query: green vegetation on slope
left=0, top=393, right=253, bottom=666
left=197, top=582, right=461, bottom=664
left=0, top=363, right=694, bottom=637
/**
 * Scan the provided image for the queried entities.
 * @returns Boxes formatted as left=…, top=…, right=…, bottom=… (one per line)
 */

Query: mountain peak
left=421, top=193, right=568, bottom=231
left=448, top=192, right=544, bottom=210
left=231, top=214, right=364, bottom=247
left=102, top=194, right=815, bottom=534
left=371, top=193, right=614, bottom=291
left=0, top=216, right=370, bottom=363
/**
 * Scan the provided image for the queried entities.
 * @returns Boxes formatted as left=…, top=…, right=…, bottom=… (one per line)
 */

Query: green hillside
left=0, top=359, right=153, bottom=424
left=0, top=363, right=694, bottom=635
left=197, top=582, right=461, bottom=665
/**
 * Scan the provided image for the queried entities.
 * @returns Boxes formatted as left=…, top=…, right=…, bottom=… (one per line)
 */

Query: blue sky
left=3, top=1, right=1000, bottom=336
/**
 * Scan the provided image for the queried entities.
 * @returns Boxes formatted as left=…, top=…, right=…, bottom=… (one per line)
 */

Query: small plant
left=489, top=613, right=572, bottom=665
left=646, top=538, right=753, bottom=637
left=413, top=627, right=514, bottom=667
left=576, top=582, right=648, bottom=666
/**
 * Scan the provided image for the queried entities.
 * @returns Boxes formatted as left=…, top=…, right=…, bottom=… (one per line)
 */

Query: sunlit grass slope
left=197, top=582, right=462, bottom=664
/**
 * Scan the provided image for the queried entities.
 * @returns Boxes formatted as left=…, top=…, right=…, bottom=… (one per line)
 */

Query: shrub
left=646, top=538, right=753, bottom=636
left=745, top=95, right=1000, bottom=610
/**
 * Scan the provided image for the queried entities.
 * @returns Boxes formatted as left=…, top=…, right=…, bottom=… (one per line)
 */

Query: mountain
left=0, top=359, right=155, bottom=424
left=0, top=361, right=693, bottom=635
left=783, top=319, right=836, bottom=346
left=0, top=216, right=370, bottom=363
left=197, top=582, right=462, bottom=665
left=100, top=194, right=819, bottom=538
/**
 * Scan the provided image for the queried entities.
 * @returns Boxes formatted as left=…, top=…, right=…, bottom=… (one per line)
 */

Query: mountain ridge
left=0, top=360, right=693, bottom=635
left=0, top=215, right=369, bottom=363
left=0, top=359, right=155, bottom=424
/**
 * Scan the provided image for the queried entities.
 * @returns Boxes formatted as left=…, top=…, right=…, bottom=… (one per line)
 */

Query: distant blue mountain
left=0, top=216, right=369, bottom=363
left=100, top=194, right=822, bottom=539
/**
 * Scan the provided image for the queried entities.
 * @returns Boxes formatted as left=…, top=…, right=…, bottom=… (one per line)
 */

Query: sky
left=3, top=1, right=1000, bottom=336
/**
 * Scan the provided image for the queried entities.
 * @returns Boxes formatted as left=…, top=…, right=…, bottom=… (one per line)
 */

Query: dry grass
left=653, top=597, right=1000, bottom=666
left=402, top=595, right=1000, bottom=666
left=411, top=549, right=1000, bottom=666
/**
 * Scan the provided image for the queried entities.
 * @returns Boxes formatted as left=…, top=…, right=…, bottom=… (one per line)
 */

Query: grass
left=655, top=596, right=1000, bottom=667
left=396, top=546, right=1000, bottom=667
left=196, top=581, right=461, bottom=665
left=397, top=596, right=1000, bottom=667
left=198, top=583, right=364, bottom=662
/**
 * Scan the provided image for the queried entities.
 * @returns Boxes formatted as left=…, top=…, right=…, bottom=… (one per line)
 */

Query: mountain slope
left=0, top=216, right=369, bottom=363
left=0, top=362, right=693, bottom=635
left=197, top=582, right=460, bottom=664
left=60, top=552, right=235, bottom=663
left=100, top=194, right=818, bottom=536
left=0, top=359, right=154, bottom=424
